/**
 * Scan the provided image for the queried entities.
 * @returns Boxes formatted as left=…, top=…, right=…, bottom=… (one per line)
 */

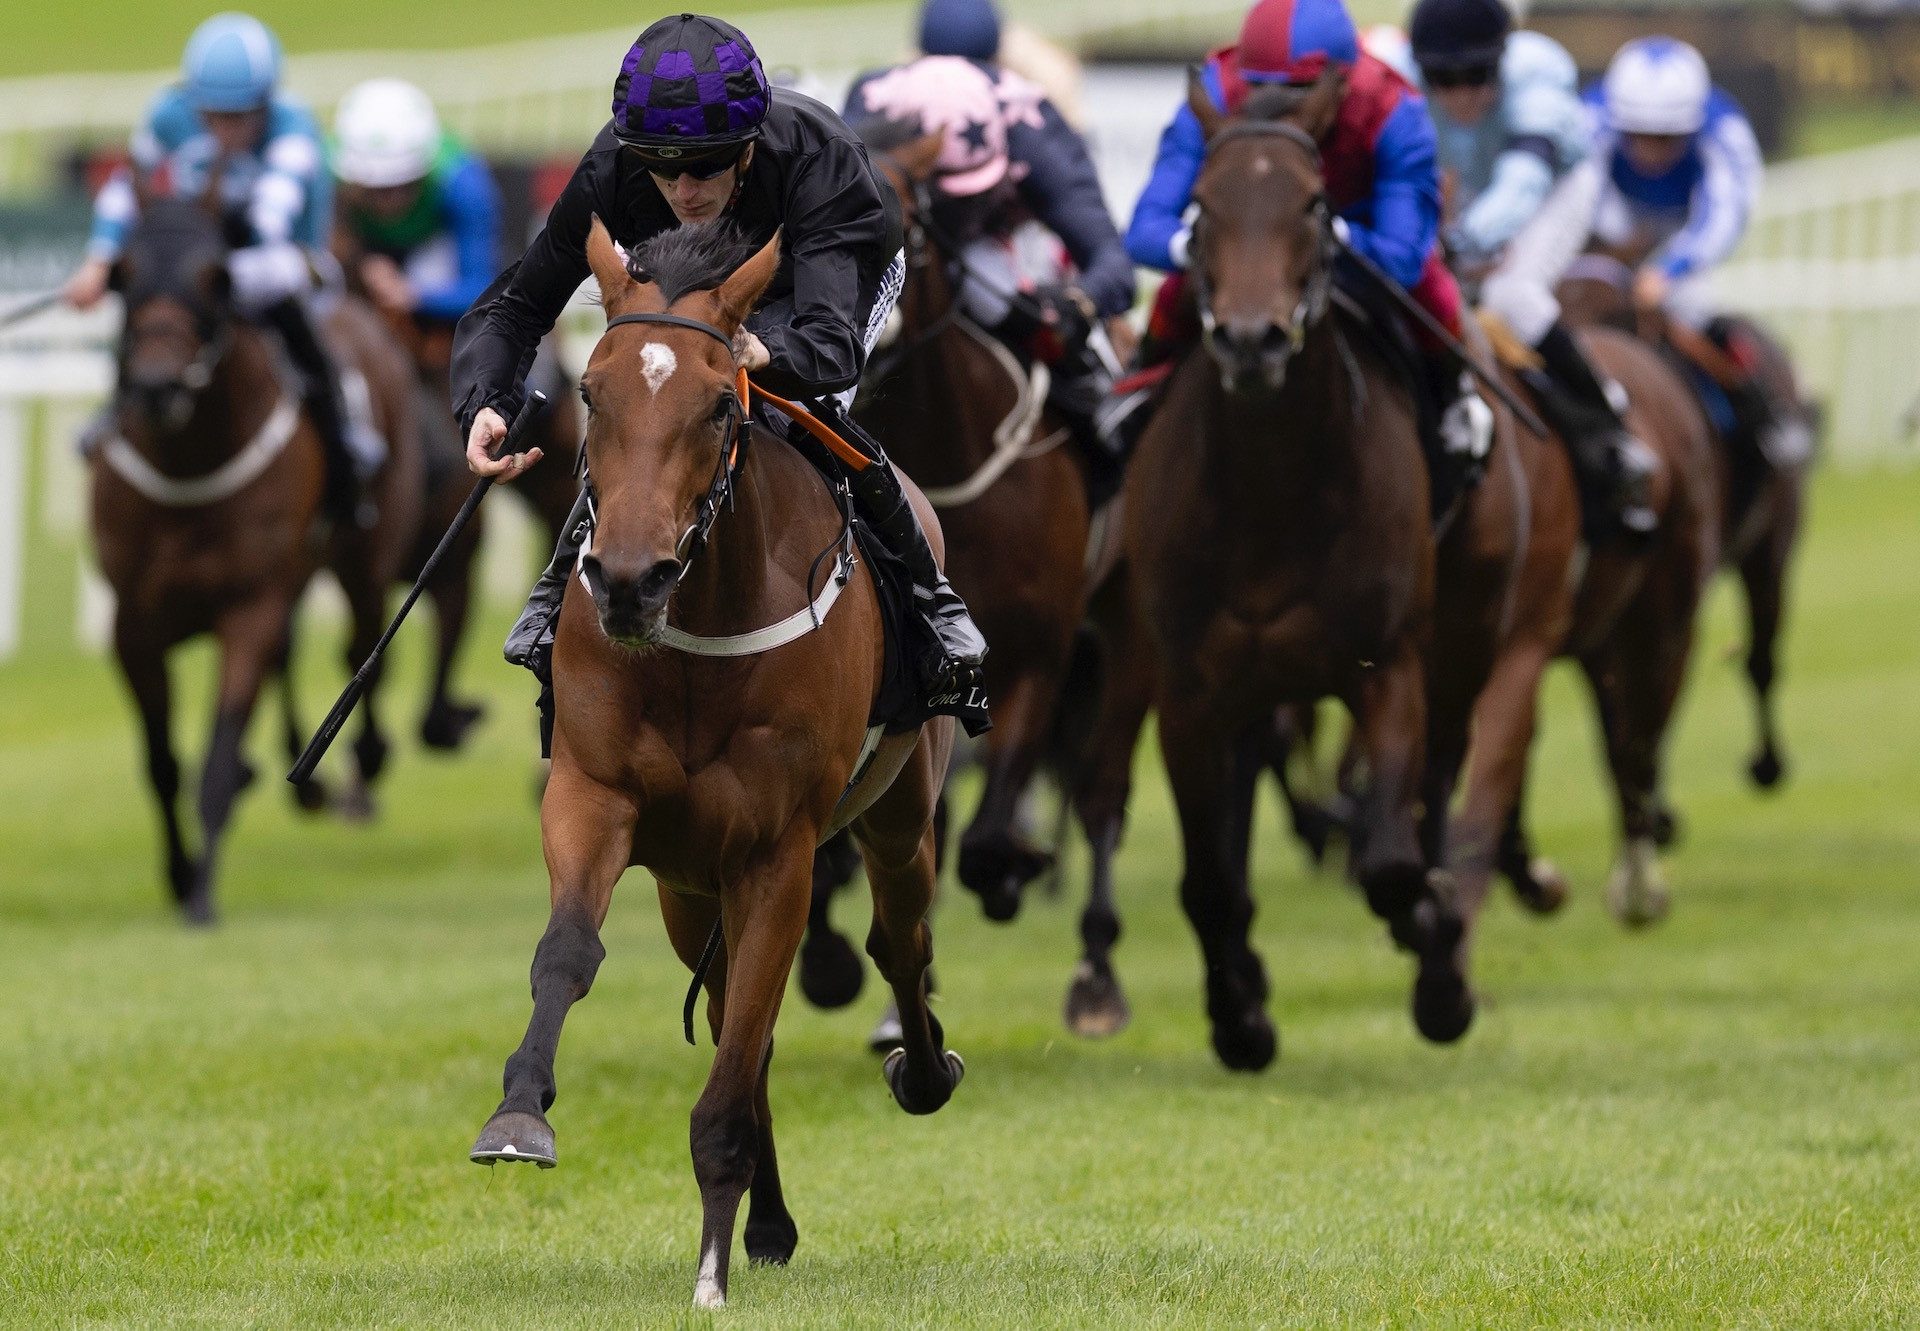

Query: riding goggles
left=624, top=143, right=748, bottom=181
left=1421, top=60, right=1499, bottom=89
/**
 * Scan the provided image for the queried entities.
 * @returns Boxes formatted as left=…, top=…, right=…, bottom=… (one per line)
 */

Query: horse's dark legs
left=1584, top=593, right=1697, bottom=927
left=957, top=665, right=1063, bottom=922
left=796, top=830, right=865, bottom=1010
left=1261, top=704, right=1341, bottom=866
left=187, top=599, right=286, bottom=923
left=112, top=611, right=194, bottom=908
left=419, top=572, right=486, bottom=752
left=1739, top=521, right=1795, bottom=791
left=472, top=766, right=633, bottom=1166
left=1161, top=699, right=1273, bottom=1071
left=332, top=559, right=391, bottom=819
left=274, top=619, right=328, bottom=813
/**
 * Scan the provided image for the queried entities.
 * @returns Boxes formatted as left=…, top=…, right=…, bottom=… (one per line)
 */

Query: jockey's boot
left=1536, top=322, right=1658, bottom=539
left=263, top=297, right=385, bottom=528
left=505, top=488, right=592, bottom=688
left=1048, top=354, right=1128, bottom=510
left=811, top=402, right=991, bottom=738
left=1425, top=358, right=1494, bottom=521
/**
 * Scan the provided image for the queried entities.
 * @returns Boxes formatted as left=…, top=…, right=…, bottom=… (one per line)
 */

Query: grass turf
left=1, top=461, right=1918, bottom=1326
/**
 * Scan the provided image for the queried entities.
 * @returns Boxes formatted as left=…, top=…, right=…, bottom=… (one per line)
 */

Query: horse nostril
left=637, top=559, right=682, bottom=604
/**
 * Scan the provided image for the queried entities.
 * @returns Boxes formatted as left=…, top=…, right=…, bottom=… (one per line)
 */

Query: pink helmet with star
left=856, top=55, right=1020, bottom=197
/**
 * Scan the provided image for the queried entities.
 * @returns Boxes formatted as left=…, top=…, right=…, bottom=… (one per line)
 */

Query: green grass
left=3, top=462, right=1919, bottom=1327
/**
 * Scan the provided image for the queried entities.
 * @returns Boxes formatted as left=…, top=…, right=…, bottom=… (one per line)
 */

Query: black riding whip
left=1331, top=233, right=1551, bottom=439
left=287, top=390, right=549, bottom=784
left=0, top=290, right=61, bottom=329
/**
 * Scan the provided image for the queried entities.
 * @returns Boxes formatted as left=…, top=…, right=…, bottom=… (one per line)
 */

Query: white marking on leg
left=640, top=342, right=678, bottom=395
left=693, top=1240, right=725, bottom=1308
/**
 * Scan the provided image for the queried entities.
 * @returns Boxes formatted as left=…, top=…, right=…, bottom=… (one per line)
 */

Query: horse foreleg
left=1739, top=518, right=1796, bottom=791
left=187, top=598, right=287, bottom=923
left=689, top=832, right=813, bottom=1309
left=1162, top=698, right=1273, bottom=1071
left=1348, top=644, right=1474, bottom=1044
left=956, top=664, right=1062, bottom=923
left=274, top=616, right=328, bottom=813
left=472, top=764, right=633, bottom=1169
left=796, top=830, right=865, bottom=1010
left=1447, top=641, right=1565, bottom=922
left=332, top=559, right=391, bottom=818
left=112, top=610, right=194, bottom=908
left=419, top=564, right=486, bottom=752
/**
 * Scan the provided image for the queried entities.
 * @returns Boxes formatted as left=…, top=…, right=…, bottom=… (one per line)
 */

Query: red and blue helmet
left=611, top=13, right=772, bottom=152
left=1238, top=0, right=1360, bottom=84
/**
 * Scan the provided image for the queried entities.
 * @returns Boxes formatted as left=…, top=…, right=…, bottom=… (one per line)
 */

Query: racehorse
left=1557, top=253, right=1812, bottom=802
left=1113, top=73, right=1530, bottom=1069
left=1440, top=309, right=1720, bottom=945
left=857, top=127, right=1099, bottom=922
left=469, top=220, right=964, bottom=1309
left=90, top=190, right=421, bottom=922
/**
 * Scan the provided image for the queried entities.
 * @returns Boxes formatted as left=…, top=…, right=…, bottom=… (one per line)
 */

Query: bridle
left=1188, top=119, right=1338, bottom=360
left=601, top=310, right=751, bottom=578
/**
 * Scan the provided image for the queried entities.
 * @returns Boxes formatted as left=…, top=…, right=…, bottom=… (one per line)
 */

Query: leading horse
left=469, top=220, right=963, bottom=1309
left=91, top=193, right=420, bottom=921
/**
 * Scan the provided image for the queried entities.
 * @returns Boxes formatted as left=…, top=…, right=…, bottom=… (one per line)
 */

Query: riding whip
left=1331, top=234, right=1551, bottom=439
left=0, top=290, right=61, bottom=329
left=288, top=390, right=549, bottom=785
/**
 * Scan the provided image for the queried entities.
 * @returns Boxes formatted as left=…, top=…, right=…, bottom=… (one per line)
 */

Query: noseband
left=601, top=310, right=748, bottom=576
left=1189, top=120, right=1338, bottom=358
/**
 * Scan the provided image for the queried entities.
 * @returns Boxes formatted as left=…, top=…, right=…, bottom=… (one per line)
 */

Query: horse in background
left=90, top=191, right=421, bottom=921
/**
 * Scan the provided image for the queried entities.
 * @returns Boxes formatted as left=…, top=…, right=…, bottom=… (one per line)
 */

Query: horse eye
left=578, top=384, right=593, bottom=414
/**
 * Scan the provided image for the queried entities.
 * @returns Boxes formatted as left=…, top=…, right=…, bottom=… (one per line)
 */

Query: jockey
left=1407, top=0, right=1656, bottom=536
left=453, top=13, right=988, bottom=736
left=1126, top=0, right=1492, bottom=491
left=64, top=12, right=382, bottom=525
left=1481, top=38, right=1769, bottom=504
left=330, top=78, right=502, bottom=330
left=844, top=51, right=1137, bottom=501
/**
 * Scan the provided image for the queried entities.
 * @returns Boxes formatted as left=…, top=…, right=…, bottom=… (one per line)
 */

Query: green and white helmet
left=333, top=78, right=442, bottom=187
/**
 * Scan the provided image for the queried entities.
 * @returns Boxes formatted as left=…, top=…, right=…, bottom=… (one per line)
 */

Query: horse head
left=112, top=182, right=237, bottom=431
left=1185, top=70, right=1342, bottom=394
left=859, top=120, right=960, bottom=335
left=577, top=215, right=780, bottom=648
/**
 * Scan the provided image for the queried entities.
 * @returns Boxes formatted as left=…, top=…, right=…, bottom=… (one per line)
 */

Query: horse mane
left=627, top=223, right=762, bottom=304
left=1240, top=83, right=1312, bottom=124
left=853, top=114, right=922, bottom=154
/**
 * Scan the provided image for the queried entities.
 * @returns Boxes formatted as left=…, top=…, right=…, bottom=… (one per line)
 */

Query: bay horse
left=469, top=219, right=963, bottom=1309
left=1558, top=253, right=1812, bottom=801
left=91, top=193, right=420, bottom=922
left=1438, top=312, right=1720, bottom=948
left=1115, top=73, right=1531, bottom=1069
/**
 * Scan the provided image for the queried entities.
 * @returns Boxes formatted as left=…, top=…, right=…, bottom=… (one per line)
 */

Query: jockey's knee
left=228, top=242, right=313, bottom=318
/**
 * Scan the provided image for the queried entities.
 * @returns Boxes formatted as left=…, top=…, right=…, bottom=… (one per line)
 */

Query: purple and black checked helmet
left=611, top=13, right=771, bottom=155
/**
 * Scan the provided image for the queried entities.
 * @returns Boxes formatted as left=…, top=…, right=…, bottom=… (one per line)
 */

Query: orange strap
left=740, top=369, right=871, bottom=473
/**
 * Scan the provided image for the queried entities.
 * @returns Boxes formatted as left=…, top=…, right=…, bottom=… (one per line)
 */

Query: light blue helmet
left=181, top=13, right=283, bottom=112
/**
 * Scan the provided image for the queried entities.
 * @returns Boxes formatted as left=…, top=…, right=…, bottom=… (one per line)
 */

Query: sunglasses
left=1422, top=62, right=1498, bottom=90
left=631, top=147, right=745, bottom=181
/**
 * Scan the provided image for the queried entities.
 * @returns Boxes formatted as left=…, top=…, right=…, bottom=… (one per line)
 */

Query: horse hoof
left=1413, top=973, right=1476, bottom=1044
left=333, top=785, right=376, bottom=824
left=1607, top=840, right=1671, bottom=929
left=883, top=1047, right=964, bottom=1114
left=289, top=777, right=329, bottom=814
left=1515, top=858, right=1570, bottom=916
left=745, top=1214, right=799, bottom=1267
left=420, top=701, right=486, bottom=752
left=178, top=892, right=217, bottom=929
left=1749, top=749, right=1786, bottom=790
left=470, top=1110, right=556, bottom=1167
left=868, top=1006, right=904, bottom=1054
left=1063, top=964, right=1132, bottom=1039
left=974, top=879, right=1022, bottom=923
left=797, top=928, right=866, bottom=1010
left=1210, top=1011, right=1277, bottom=1072
left=1651, top=804, right=1683, bottom=850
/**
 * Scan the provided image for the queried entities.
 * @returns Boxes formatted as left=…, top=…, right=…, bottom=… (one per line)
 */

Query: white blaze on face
left=640, top=342, right=678, bottom=395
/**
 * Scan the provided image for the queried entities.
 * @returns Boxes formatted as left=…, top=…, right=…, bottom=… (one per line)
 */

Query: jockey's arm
left=1449, top=138, right=1555, bottom=263
left=1124, top=103, right=1206, bottom=272
left=1011, top=100, right=1134, bottom=318
left=244, top=131, right=322, bottom=249
left=67, top=101, right=173, bottom=306
left=743, top=136, right=892, bottom=400
left=1345, top=98, right=1442, bottom=290
left=1653, top=106, right=1761, bottom=283
left=1452, top=35, right=1586, bottom=262
left=451, top=147, right=599, bottom=451
left=413, top=154, right=504, bottom=324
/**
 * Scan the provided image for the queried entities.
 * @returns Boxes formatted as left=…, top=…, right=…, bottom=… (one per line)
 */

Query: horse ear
left=1187, top=66, right=1226, bottom=142
left=713, top=229, right=782, bottom=328
left=894, top=130, right=946, bottom=182
left=586, top=215, right=634, bottom=312
left=1294, top=68, right=1347, bottom=142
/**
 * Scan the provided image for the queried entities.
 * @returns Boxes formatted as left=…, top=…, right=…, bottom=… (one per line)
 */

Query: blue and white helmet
left=1602, top=37, right=1709, bottom=136
left=181, top=13, right=283, bottom=112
